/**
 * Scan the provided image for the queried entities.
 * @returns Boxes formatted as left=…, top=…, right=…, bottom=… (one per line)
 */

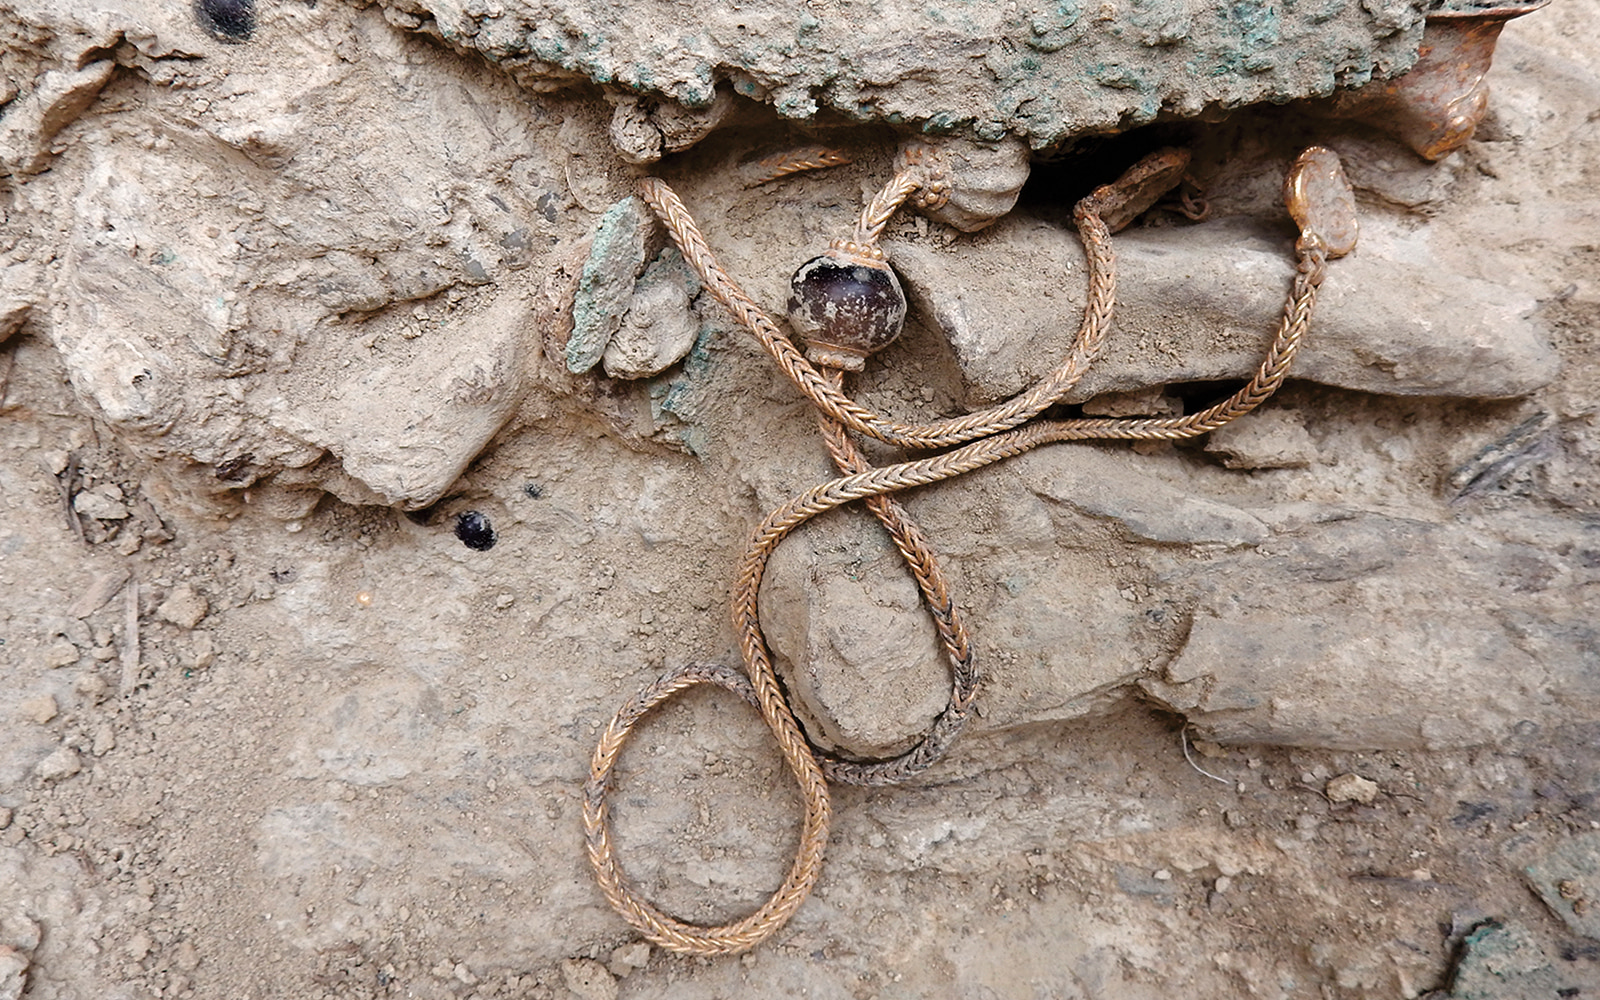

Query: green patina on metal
left=648, top=321, right=719, bottom=457
left=415, top=0, right=1434, bottom=148
left=567, top=197, right=647, bottom=375
left=1026, top=0, right=1083, bottom=53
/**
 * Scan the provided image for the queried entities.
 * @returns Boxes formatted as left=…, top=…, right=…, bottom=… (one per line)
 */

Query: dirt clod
left=19, top=696, right=56, bottom=725
left=31, top=748, right=81, bottom=783
left=607, top=941, right=650, bottom=978
left=156, top=584, right=208, bottom=630
left=1326, top=773, right=1380, bottom=805
left=560, top=957, right=618, bottom=1000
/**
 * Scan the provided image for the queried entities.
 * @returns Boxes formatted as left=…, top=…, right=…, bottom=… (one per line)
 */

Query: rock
left=29, top=0, right=568, bottom=516
left=608, top=88, right=737, bottom=165
left=1145, top=511, right=1600, bottom=749
left=37, top=450, right=70, bottom=477
left=958, top=447, right=1259, bottom=728
left=0, top=264, right=42, bottom=345
left=606, top=99, right=665, bottom=166
left=1025, top=447, right=1269, bottom=548
left=1113, top=217, right=1557, bottom=401
left=72, top=485, right=130, bottom=520
left=606, top=941, right=650, bottom=978
left=888, top=211, right=1558, bottom=406
left=1325, top=773, right=1379, bottom=805
left=73, top=673, right=109, bottom=704
left=568, top=197, right=651, bottom=374
left=0, top=60, right=117, bottom=177
left=20, top=696, right=57, bottom=725
left=187, top=632, right=216, bottom=670
left=887, top=217, right=1089, bottom=406
left=646, top=87, right=739, bottom=155
left=0, top=946, right=28, bottom=1000
left=91, top=724, right=116, bottom=757
left=68, top=568, right=131, bottom=619
left=0, top=916, right=38, bottom=957
left=759, top=513, right=949, bottom=757
left=43, top=639, right=79, bottom=669
left=757, top=444, right=1229, bottom=750
left=1115, top=866, right=1175, bottom=901
left=34, top=746, right=82, bottom=782
left=747, top=440, right=1600, bottom=754
left=157, top=584, right=209, bottom=630
left=602, top=249, right=702, bottom=379
left=560, top=957, right=618, bottom=1000
left=173, top=941, right=201, bottom=972
left=0, top=809, right=10, bottom=830
left=275, top=290, right=532, bottom=509
left=1524, top=831, right=1600, bottom=941
left=1205, top=409, right=1318, bottom=470
left=388, top=0, right=1429, bottom=150
left=1443, top=921, right=1579, bottom=999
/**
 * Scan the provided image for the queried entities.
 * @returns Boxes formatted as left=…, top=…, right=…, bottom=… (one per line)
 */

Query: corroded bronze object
left=1320, top=0, right=1549, bottom=160
left=1085, top=146, right=1193, bottom=234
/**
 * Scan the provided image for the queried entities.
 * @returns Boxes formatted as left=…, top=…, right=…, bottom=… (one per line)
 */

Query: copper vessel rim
left=1425, top=0, right=1549, bottom=21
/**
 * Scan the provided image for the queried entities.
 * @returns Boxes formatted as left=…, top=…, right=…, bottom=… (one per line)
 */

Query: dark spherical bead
left=454, top=511, right=497, bottom=551
left=787, top=251, right=907, bottom=371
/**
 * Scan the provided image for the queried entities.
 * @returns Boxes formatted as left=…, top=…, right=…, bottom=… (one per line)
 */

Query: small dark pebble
left=455, top=511, right=496, bottom=551
left=195, top=0, right=256, bottom=41
left=1450, top=801, right=1496, bottom=827
left=1560, top=942, right=1600, bottom=962
left=523, top=483, right=544, bottom=499
left=214, top=454, right=254, bottom=482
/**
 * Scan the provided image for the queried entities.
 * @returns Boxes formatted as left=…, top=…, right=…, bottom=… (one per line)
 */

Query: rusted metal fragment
left=1082, top=147, right=1192, bottom=235
left=1317, top=0, right=1549, bottom=160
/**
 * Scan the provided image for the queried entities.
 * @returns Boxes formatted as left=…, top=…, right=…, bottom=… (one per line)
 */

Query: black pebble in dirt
left=454, top=511, right=497, bottom=551
left=195, top=0, right=256, bottom=42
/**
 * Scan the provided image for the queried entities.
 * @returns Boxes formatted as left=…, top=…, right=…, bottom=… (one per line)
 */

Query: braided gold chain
left=583, top=145, right=1353, bottom=957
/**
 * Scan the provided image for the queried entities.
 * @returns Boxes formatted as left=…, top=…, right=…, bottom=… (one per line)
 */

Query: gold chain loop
left=583, top=144, right=1354, bottom=956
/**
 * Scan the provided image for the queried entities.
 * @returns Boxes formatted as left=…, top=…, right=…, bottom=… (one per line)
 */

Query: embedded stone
left=34, top=747, right=82, bottom=782
left=888, top=211, right=1558, bottom=406
left=602, top=249, right=702, bottom=379
left=157, top=583, right=209, bottom=630
left=1325, top=773, right=1379, bottom=805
